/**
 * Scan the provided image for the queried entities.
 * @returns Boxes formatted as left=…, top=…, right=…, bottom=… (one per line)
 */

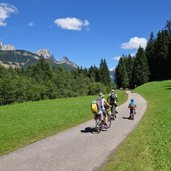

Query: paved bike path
left=0, top=91, right=147, bottom=171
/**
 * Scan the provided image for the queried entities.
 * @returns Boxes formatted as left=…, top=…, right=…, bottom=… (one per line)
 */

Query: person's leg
left=102, top=110, right=108, bottom=128
left=128, top=109, right=131, bottom=119
left=115, top=103, right=118, bottom=113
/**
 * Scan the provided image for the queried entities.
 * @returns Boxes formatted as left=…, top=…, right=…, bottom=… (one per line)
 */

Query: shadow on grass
left=165, top=85, right=171, bottom=90
left=164, top=81, right=171, bottom=90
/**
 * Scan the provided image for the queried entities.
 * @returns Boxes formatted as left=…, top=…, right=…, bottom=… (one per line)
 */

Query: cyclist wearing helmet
left=128, top=98, right=136, bottom=119
left=107, top=89, right=118, bottom=113
left=97, top=92, right=110, bottom=128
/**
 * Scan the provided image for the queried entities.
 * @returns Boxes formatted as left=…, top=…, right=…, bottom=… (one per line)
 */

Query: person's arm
left=104, top=99, right=110, bottom=107
left=115, top=94, right=118, bottom=102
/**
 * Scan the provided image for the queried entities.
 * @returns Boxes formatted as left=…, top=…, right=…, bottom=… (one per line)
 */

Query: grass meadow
left=101, top=80, right=171, bottom=171
left=0, top=90, right=127, bottom=156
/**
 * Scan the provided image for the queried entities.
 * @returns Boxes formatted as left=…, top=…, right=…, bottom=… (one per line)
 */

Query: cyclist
left=97, top=92, right=111, bottom=129
left=107, top=89, right=118, bottom=114
left=128, top=98, right=136, bottom=119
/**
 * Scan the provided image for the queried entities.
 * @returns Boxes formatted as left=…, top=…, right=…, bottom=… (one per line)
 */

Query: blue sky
left=0, top=0, right=171, bottom=70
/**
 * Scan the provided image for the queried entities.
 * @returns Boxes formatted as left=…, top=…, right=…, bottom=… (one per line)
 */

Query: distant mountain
left=35, top=49, right=78, bottom=69
left=109, top=69, right=115, bottom=83
left=0, top=50, right=39, bottom=68
left=0, top=43, right=78, bottom=71
left=35, top=49, right=58, bottom=63
left=0, top=41, right=15, bottom=51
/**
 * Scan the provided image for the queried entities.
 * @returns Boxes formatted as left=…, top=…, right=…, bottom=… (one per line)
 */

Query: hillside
left=0, top=49, right=78, bottom=71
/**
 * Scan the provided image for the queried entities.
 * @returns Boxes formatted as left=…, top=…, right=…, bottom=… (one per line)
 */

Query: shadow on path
left=80, top=127, right=96, bottom=134
left=81, top=127, right=108, bottom=134
left=122, top=116, right=132, bottom=120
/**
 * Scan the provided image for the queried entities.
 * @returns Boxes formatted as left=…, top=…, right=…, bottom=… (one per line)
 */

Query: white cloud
left=109, top=67, right=116, bottom=71
left=121, top=37, right=147, bottom=49
left=28, top=21, right=34, bottom=27
left=54, top=17, right=90, bottom=31
left=83, top=19, right=89, bottom=26
left=112, top=56, right=121, bottom=61
left=0, top=3, right=18, bottom=27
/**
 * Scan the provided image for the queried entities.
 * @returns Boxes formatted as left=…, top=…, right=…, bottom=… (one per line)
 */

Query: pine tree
left=99, top=59, right=111, bottom=86
left=165, top=20, right=171, bottom=78
left=133, top=47, right=150, bottom=86
left=88, top=65, right=100, bottom=82
left=124, top=55, right=134, bottom=88
left=155, top=30, right=170, bottom=80
left=146, top=32, right=156, bottom=81
left=115, top=57, right=129, bottom=89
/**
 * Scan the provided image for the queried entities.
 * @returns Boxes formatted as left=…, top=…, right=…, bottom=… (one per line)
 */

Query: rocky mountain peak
left=61, top=56, right=70, bottom=63
left=35, top=49, right=52, bottom=59
left=0, top=41, right=15, bottom=51
left=35, top=49, right=58, bottom=63
left=60, top=56, right=78, bottom=68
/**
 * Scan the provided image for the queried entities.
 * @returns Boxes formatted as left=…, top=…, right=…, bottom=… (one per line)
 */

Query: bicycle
left=95, top=109, right=111, bottom=133
left=110, top=104, right=116, bottom=120
left=129, top=108, right=136, bottom=120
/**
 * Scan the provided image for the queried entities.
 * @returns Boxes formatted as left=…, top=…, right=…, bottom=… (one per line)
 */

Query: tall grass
left=0, top=90, right=126, bottom=156
left=101, top=80, right=171, bottom=171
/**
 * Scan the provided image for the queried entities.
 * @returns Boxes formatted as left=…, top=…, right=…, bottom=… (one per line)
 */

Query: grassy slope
left=101, top=80, right=171, bottom=171
left=0, top=90, right=126, bottom=156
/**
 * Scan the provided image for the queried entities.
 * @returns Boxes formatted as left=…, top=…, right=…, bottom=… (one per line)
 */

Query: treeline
left=0, top=58, right=112, bottom=105
left=115, top=19, right=171, bottom=88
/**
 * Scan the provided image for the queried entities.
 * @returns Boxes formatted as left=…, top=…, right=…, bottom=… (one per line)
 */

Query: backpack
left=110, top=93, right=116, bottom=102
left=91, top=100, right=98, bottom=113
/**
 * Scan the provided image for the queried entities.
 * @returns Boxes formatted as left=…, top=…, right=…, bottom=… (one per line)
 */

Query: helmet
left=111, top=89, right=115, bottom=92
left=99, top=92, right=104, bottom=97
left=131, top=98, right=134, bottom=102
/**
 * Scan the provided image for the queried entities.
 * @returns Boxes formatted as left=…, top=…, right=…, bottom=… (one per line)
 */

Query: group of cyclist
left=93, top=89, right=136, bottom=129
left=93, top=90, right=118, bottom=129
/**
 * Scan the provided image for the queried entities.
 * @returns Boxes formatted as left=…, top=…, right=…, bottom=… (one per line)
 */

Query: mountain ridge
left=0, top=41, right=78, bottom=71
left=0, top=41, right=115, bottom=79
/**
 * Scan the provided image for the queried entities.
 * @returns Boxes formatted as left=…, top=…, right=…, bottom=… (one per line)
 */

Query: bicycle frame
left=130, top=108, right=135, bottom=120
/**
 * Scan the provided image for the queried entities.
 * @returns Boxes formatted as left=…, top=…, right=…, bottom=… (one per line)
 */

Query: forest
left=1, top=19, right=171, bottom=105
left=0, top=58, right=112, bottom=105
left=115, top=19, right=171, bottom=88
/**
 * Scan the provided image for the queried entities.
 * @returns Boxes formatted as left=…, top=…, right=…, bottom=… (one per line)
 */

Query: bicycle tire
left=130, top=109, right=134, bottom=120
left=95, top=118, right=102, bottom=133
left=107, top=113, right=112, bottom=128
left=111, top=105, right=116, bottom=120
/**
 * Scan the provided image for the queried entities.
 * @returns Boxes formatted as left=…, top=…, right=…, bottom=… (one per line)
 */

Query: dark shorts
left=110, top=103, right=117, bottom=107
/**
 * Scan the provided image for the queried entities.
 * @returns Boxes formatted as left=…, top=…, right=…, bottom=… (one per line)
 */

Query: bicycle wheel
left=111, top=105, right=116, bottom=120
left=95, top=118, right=102, bottom=133
left=130, top=109, right=134, bottom=120
left=107, top=113, right=112, bottom=128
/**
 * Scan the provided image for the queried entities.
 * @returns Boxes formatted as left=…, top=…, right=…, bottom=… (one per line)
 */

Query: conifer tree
left=115, top=57, right=129, bottom=89
left=133, top=47, right=150, bottom=86
left=165, top=20, right=171, bottom=78
left=146, top=32, right=156, bottom=81
left=155, top=30, right=170, bottom=80
left=99, top=59, right=111, bottom=86
left=124, top=55, right=134, bottom=88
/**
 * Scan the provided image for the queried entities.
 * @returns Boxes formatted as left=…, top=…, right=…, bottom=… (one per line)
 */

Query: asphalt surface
left=0, top=91, right=147, bottom=171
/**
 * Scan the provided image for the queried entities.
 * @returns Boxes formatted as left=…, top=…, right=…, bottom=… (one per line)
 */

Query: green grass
left=0, top=90, right=127, bottom=156
left=101, top=80, right=171, bottom=171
